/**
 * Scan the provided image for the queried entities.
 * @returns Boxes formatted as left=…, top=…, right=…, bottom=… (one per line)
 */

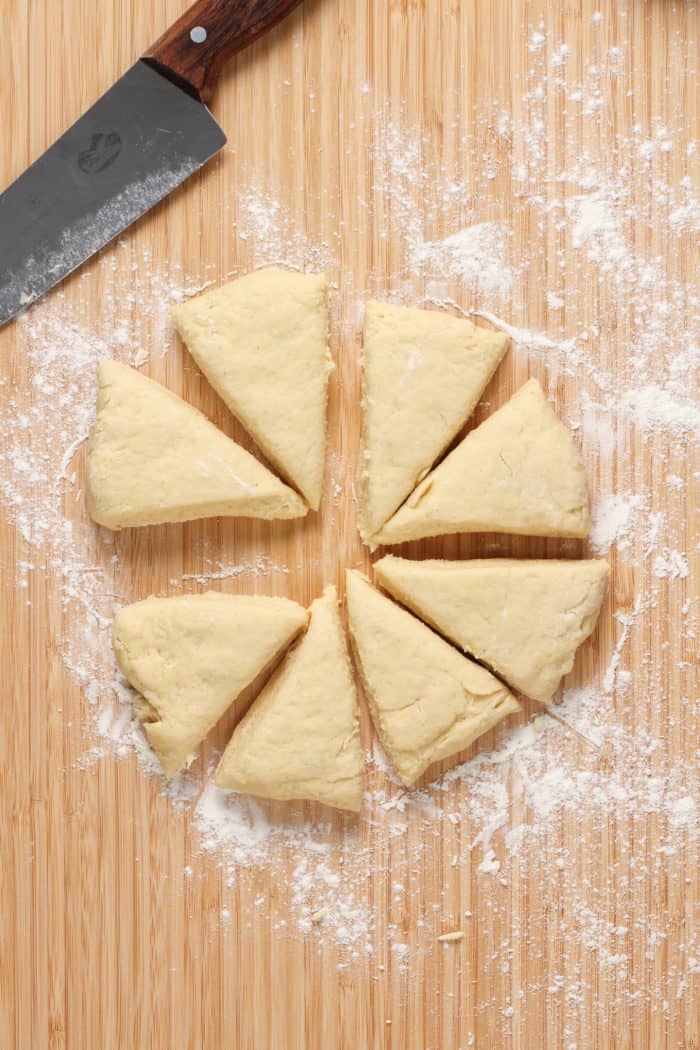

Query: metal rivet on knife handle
left=143, top=0, right=306, bottom=104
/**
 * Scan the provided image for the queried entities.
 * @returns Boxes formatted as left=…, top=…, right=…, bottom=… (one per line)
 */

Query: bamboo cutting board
left=1, top=1, right=698, bottom=1048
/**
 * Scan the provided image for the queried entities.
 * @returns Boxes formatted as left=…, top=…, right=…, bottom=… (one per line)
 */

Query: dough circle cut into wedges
left=345, top=570, right=521, bottom=787
left=100, top=275, right=607, bottom=800
left=374, top=556, right=609, bottom=703
left=371, top=378, right=591, bottom=547
left=87, top=360, right=307, bottom=529
left=216, top=586, right=364, bottom=812
left=113, top=592, right=308, bottom=776
left=171, top=268, right=332, bottom=511
left=358, top=301, right=509, bottom=540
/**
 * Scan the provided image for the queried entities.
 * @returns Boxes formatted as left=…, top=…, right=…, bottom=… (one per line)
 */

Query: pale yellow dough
left=372, top=378, right=591, bottom=546
left=171, top=268, right=332, bottom=510
left=358, top=301, right=508, bottom=540
left=113, top=592, right=308, bottom=777
left=375, top=556, right=609, bottom=703
left=345, top=571, right=520, bottom=786
left=215, top=587, right=364, bottom=812
left=86, top=361, right=307, bottom=528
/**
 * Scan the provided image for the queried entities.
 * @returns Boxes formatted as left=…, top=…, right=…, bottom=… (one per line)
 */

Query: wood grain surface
left=1, top=1, right=698, bottom=1048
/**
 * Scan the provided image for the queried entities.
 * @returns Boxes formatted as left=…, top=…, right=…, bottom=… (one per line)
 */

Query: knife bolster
left=143, top=0, right=305, bottom=103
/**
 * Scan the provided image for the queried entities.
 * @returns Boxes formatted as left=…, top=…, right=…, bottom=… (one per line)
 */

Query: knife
left=0, top=0, right=304, bottom=328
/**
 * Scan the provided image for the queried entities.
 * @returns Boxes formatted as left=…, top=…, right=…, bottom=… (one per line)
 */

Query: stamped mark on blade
left=78, top=133, right=124, bottom=174
left=0, top=60, right=226, bottom=327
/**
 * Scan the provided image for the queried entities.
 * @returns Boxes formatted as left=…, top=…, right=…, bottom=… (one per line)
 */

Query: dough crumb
left=311, top=907, right=329, bottom=923
left=438, top=930, right=465, bottom=943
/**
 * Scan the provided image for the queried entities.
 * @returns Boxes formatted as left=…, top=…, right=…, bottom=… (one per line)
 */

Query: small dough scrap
left=345, top=570, right=520, bottom=787
left=375, top=556, right=609, bottom=703
left=113, top=592, right=308, bottom=776
left=372, top=378, right=591, bottom=546
left=171, top=268, right=332, bottom=510
left=86, top=360, right=307, bottom=528
left=358, top=301, right=508, bottom=540
left=216, top=587, right=364, bottom=812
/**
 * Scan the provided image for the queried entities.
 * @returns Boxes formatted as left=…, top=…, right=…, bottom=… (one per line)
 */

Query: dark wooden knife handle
left=143, top=0, right=304, bottom=103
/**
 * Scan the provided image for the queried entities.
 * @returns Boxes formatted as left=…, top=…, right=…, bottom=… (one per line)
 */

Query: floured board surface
left=0, top=1, right=697, bottom=1048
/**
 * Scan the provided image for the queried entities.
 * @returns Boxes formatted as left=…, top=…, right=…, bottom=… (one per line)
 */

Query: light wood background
left=1, top=1, right=697, bottom=1048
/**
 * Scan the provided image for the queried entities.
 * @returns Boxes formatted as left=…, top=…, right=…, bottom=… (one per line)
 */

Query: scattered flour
left=590, top=493, right=643, bottom=554
left=0, top=14, right=697, bottom=1028
left=473, top=309, right=577, bottom=355
left=196, top=784, right=275, bottom=865
left=411, top=222, right=513, bottom=295
left=178, top=555, right=290, bottom=585
left=623, top=383, right=700, bottom=437
left=652, top=549, right=690, bottom=581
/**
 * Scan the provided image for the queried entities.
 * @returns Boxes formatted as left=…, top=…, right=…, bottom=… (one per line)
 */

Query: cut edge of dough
left=357, top=302, right=510, bottom=542
left=170, top=268, right=333, bottom=511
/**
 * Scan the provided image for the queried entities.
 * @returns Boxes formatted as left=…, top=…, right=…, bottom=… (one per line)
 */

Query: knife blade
left=0, top=0, right=304, bottom=328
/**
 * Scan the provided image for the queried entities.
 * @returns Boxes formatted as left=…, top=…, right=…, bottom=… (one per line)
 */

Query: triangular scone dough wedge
left=375, top=556, right=609, bottom=703
left=86, top=361, right=307, bottom=528
left=372, top=378, right=591, bottom=546
left=215, top=587, right=364, bottom=812
left=358, top=301, right=508, bottom=540
left=345, top=571, right=520, bottom=786
left=113, top=592, right=308, bottom=776
left=171, top=269, right=332, bottom=510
